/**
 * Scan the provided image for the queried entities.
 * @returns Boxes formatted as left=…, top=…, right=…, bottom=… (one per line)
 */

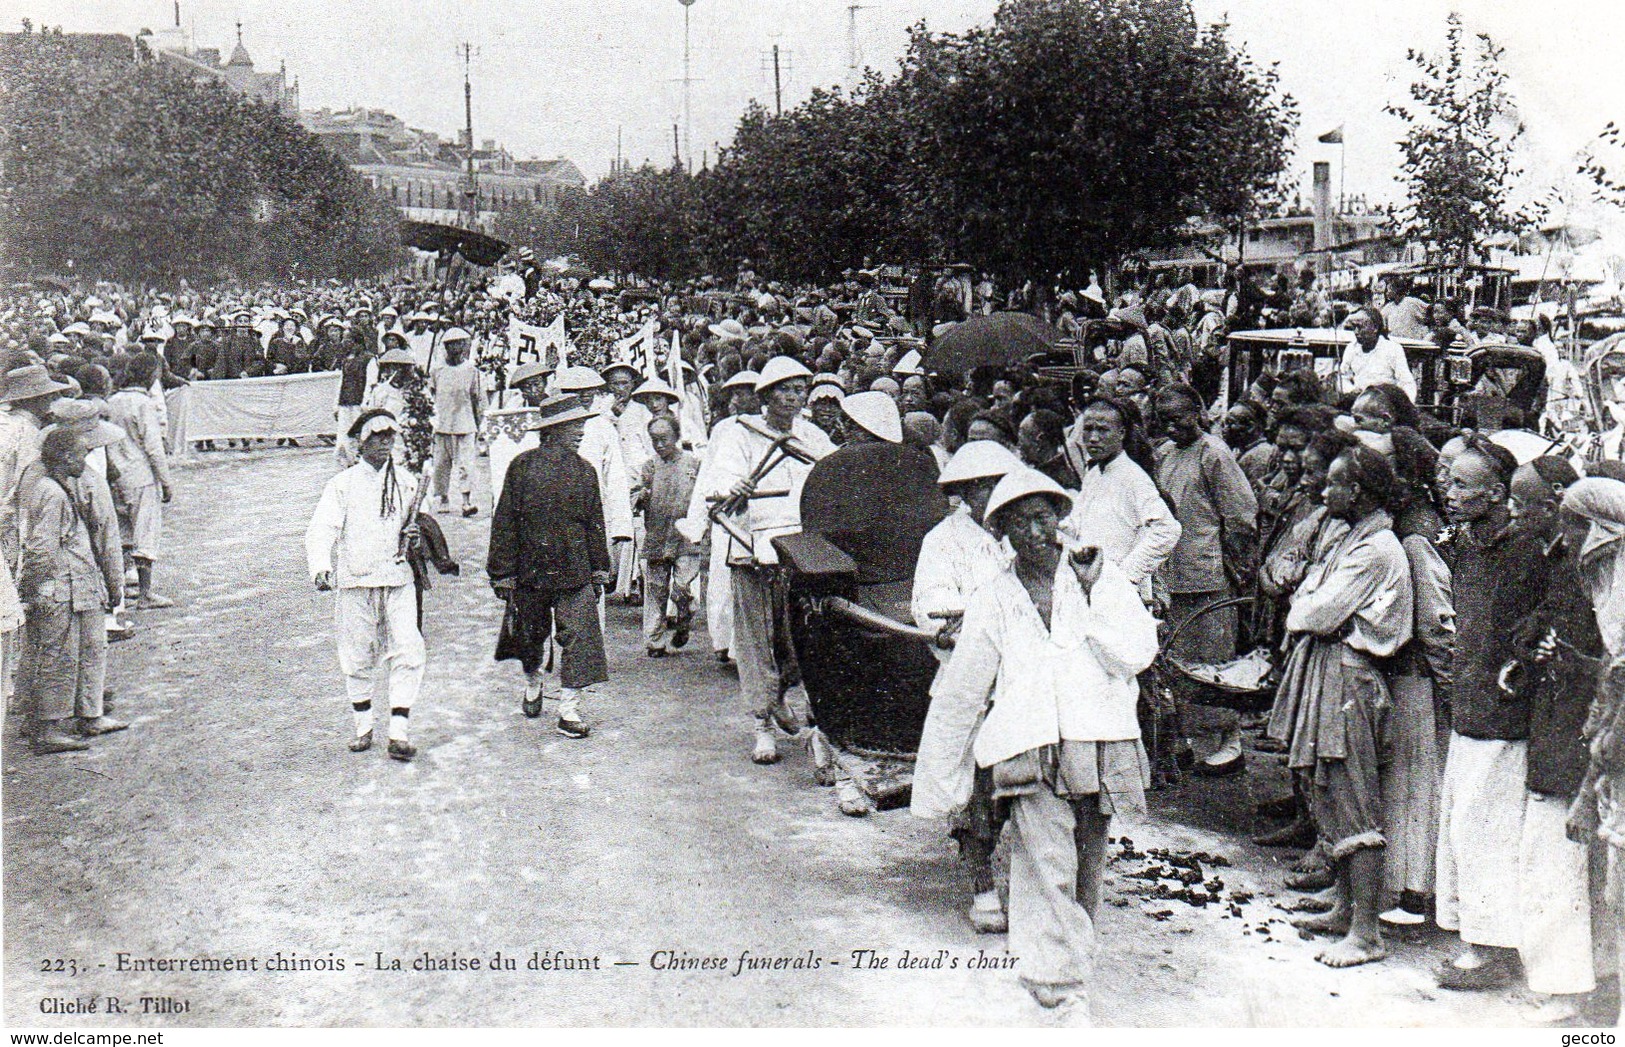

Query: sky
left=24, top=1, right=1625, bottom=220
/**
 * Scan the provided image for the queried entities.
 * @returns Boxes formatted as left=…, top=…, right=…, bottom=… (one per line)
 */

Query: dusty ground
left=3, top=447, right=1613, bottom=1027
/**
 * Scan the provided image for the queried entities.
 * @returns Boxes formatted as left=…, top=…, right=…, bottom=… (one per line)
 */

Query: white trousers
left=1436, top=734, right=1527, bottom=948
left=706, top=523, right=734, bottom=654
left=335, top=584, right=425, bottom=715
left=1518, top=792, right=1596, bottom=994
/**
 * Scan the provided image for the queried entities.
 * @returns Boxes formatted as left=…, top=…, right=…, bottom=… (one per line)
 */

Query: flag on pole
left=1317, top=125, right=1344, bottom=145
left=614, top=319, right=659, bottom=379
left=508, top=314, right=570, bottom=372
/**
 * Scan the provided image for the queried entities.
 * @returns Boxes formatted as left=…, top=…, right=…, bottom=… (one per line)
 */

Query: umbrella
left=401, top=221, right=510, bottom=267
left=923, top=312, right=1061, bottom=374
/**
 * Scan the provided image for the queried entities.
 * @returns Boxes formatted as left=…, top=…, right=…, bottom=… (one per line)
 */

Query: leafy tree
left=899, top=0, right=1296, bottom=283
left=576, top=163, right=699, bottom=279
left=1386, top=12, right=1525, bottom=266
left=0, top=28, right=402, bottom=284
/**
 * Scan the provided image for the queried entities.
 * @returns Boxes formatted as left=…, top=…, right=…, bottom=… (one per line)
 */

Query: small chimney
left=1312, top=162, right=1332, bottom=251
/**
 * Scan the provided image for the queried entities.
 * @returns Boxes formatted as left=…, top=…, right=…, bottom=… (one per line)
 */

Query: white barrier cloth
left=182, top=371, right=342, bottom=441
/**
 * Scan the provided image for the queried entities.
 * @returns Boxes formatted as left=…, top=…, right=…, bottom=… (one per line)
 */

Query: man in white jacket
left=556, top=366, right=635, bottom=556
left=305, top=410, right=425, bottom=762
left=914, top=468, right=1158, bottom=1025
left=911, top=439, right=1024, bottom=933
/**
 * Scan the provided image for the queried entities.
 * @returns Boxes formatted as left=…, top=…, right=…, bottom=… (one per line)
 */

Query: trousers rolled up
left=334, top=584, right=424, bottom=729
left=23, top=601, right=106, bottom=725
left=730, top=564, right=783, bottom=720
left=431, top=432, right=477, bottom=500
left=644, top=554, right=700, bottom=651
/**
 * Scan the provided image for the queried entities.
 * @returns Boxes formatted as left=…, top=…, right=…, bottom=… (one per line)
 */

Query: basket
left=1158, top=594, right=1277, bottom=713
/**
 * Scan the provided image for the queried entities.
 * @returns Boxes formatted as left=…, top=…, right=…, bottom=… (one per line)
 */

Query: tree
left=577, top=163, right=700, bottom=279
left=1386, top=12, right=1525, bottom=266
left=899, top=0, right=1296, bottom=283
left=0, top=29, right=402, bottom=284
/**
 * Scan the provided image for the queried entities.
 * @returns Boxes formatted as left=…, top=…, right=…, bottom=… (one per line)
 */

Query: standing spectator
left=105, top=354, right=174, bottom=610
left=1273, top=446, right=1413, bottom=968
left=18, top=428, right=127, bottom=754
left=1340, top=312, right=1417, bottom=401
left=305, top=410, right=425, bottom=762
left=1153, top=384, right=1258, bottom=775
left=488, top=396, right=612, bottom=740
left=429, top=328, right=483, bottom=518
left=639, top=415, right=700, bottom=657
left=1018, top=408, right=1079, bottom=491
left=1381, top=278, right=1432, bottom=342
left=1434, top=436, right=1546, bottom=990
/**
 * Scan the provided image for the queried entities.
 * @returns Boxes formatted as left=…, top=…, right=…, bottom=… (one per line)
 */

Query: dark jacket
left=488, top=445, right=609, bottom=592
left=337, top=350, right=373, bottom=407
left=1515, top=551, right=1603, bottom=797
left=1442, top=521, right=1548, bottom=740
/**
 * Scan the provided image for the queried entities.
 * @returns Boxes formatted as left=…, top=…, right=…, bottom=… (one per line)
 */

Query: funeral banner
left=180, top=370, right=344, bottom=442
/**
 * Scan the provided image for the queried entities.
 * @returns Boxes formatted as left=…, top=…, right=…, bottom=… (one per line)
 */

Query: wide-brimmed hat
left=755, top=355, right=812, bottom=392
left=985, top=467, right=1074, bottom=524
left=377, top=348, right=416, bottom=368
left=938, top=440, right=1023, bottom=487
left=555, top=365, right=607, bottom=392
left=63, top=322, right=92, bottom=337
left=1, top=364, right=71, bottom=403
left=631, top=377, right=680, bottom=403
left=721, top=369, right=760, bottom=391
left=47, top=399, right=125, bottom=450
left=840, top=390, right=902, bottom=443
left=509, top=360, right=553, bottom=387
left=600, top=359, right=641, bottom=379
left=441, top=326, right=471, bottom=343
left=527, top=394, right=599, bottom=432
left=708, top=319, right=748, bottom=342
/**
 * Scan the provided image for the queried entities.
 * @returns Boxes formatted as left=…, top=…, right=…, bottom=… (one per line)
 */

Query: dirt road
left=1, top=449, right=1588, bottom=1026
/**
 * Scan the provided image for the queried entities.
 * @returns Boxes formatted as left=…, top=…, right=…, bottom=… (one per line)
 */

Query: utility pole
left=673, top=123, right=681, bottom=169
left=846, top=4, right=868, bottom=89
left=459, top=42, right=479, bottom=230
left=616, top=126, right=623, bottom=175
left=679, top=0, right=697, bottom=174
left=772, top=44, right=782, bottom=116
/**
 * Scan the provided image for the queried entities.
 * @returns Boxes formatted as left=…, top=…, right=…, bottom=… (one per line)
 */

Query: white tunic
left=304, top=459, right=416, bottom=589
left=696, top=414, right=834, bottom=565
left=912, top=554, right=1157, bottom=818
left=911, top=506, right=1004, bottom=665
left=580, top=413, right=635, bottom=542
left=1061, top=452, right=1181, bottom=597
left=1339, top=335, right=1417, bottom=400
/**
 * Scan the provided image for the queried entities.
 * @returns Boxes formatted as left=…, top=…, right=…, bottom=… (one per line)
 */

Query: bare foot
left=1292, top=909, right=1351, bottom=935
left=1316, top=933, right=1387, bottom=968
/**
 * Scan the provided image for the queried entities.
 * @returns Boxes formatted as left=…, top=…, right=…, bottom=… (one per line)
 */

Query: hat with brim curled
left=48, top=400, right=126, bottom=450
left=937, top=440, right=1023, bottom=488
left=528, top=394, right=599, bottom=432
left=985, top=467, right=1074, bottom=526
left=839, top=390, right=903, bottom=444
left=708, top=319, right=748, bottom=342
left=509, top=360, right=553, bottom=387
left=720, top=369, right=760, bottom=391
left=1, top=365, right=72, bottom=403
left=808, top=383, right=843, bottom=405
left=754, top=355, right=812, bottom=393
left=631, top=377, right=680, bottom=403
left=555, top=365, right=607, bottom=393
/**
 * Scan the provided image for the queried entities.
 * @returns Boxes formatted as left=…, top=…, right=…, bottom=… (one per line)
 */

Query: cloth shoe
left=137, top=594, right=175, bottom=610
left=969, top=890, right=1008, bottom=933
left=835, top=779, right=872, bottom=817
left=77, top=716, right=129, bottom=737
left=387, top=738, right=416, bottom=761
left=752, top=723, right=779, bottom=765
left=348, top=729, right=373, bottom=753
left=556, top=718, right=590, bottom=739
left=32, top=726, right=89, bottom=754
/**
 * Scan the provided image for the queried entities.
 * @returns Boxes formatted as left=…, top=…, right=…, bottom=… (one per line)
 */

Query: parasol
left=923, top=312, right=1062, bottom=374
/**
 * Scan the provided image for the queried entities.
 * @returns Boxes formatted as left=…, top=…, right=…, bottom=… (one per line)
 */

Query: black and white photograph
left=1, top=0, right=1622, bottom=1031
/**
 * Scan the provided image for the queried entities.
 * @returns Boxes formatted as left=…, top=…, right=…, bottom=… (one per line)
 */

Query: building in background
left=301, top=108, right=585, bottom=232
left=142, top=20, right=299, bottom=114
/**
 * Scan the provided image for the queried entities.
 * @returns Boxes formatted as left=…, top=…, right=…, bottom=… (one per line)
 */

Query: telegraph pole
left=459, top=42, right=479, bottom=230
left=846, top=4, right=867, bottom=89
left=679, top=0, right=697, bottom=174
left=773, top=44, right=782, bottom=116
left=673, top=123, right=681, bottom=168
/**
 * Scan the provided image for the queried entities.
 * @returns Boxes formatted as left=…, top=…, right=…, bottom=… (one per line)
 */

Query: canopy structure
left=401, top=221, right=510, bottom=268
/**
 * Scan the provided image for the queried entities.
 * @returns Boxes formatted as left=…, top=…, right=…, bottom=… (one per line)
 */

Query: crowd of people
left=3, top=257, right=1621, bottom=1028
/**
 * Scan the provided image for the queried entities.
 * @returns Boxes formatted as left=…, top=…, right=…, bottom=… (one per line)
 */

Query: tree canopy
left=1, top=25, right=403, bottom=285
